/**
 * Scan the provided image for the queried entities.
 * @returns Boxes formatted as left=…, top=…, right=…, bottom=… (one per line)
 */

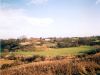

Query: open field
left=14, top=46, right=95, bottom=57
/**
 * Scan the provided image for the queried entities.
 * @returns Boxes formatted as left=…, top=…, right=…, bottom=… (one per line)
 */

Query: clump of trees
left=1, top=39, right=21, bottom=52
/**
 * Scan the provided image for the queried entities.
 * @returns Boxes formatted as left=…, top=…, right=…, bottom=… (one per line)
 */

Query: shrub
left=0, top=64, right=12, bottom=69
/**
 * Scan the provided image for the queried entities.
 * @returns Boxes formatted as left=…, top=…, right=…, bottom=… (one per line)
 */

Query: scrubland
left=0, top=52, right=100, bottom=75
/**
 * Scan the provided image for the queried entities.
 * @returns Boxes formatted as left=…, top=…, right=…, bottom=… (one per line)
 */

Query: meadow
left=14, top=46, right=95, bottom=57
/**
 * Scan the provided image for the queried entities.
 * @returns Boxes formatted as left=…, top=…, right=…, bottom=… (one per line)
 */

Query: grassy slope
left=14, top=46, right=95, bottom=57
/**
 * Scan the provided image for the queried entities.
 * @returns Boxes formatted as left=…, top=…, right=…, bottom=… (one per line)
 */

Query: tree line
left=0, top=36, right=100, bottom=52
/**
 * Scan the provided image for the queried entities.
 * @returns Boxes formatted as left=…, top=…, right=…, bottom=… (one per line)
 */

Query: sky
left=0, top=0, right=100, bottom=39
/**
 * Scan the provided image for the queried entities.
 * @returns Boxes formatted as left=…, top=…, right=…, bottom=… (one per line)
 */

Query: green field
left=13, top=46, right=95, bottom=57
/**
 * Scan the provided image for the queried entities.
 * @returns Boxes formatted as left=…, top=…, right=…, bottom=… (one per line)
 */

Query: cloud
left=96, top=0, right=100, bottom=4
left=0, top=8, right=54, bottom=33
left=27, top=0, right=48, bottom=5
left=0, top=8, right=53, bottom=26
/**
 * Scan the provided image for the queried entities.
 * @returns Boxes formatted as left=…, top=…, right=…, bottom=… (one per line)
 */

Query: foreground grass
left=0, top=59, right=14, bottom=65
left=1, top=53, right=100, bottom=75
left=14, top=46, right=95, bottom=57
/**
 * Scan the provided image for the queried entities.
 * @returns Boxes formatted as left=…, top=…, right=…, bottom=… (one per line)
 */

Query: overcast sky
left=0, top=0, right=100, bottom=39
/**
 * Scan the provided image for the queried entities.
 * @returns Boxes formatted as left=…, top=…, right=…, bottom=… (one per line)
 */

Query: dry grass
left=0, top=53, right=100, bottom=75
left=77, top=61, right=100, bottom=75
left=0, top=59, right=14, bottom=65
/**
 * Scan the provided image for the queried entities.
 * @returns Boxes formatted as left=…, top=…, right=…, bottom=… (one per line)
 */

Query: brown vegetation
left=0, top=53, right=100, bottom=75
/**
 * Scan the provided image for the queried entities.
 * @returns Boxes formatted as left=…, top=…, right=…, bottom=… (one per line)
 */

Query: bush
left=0, top=64, right=12, bottom=69
left=21, top=55, right=43, bottom=62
